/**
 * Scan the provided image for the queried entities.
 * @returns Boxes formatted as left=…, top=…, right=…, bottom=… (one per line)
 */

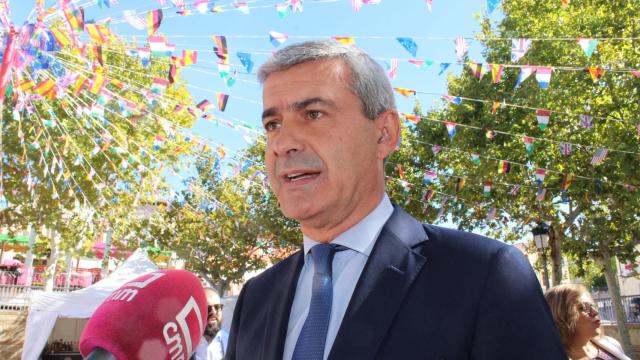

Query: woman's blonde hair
left=544, top=284, right=590, bottom=350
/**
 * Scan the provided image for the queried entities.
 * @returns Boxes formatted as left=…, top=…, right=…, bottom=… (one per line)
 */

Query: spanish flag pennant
left=490, top=63, right=503, bottom=83
left=33, top=78, right=55, bottom=96
left=85, top=24, right=113, bottom=44
left=393, top=87, right=416, bottom=97
left=63, top=5, right=84, bottom=32
left=402, top=113, right=420, bottom=123
left=147, top=9, right=163, bottom=36
left=19, top=79, right=35, bottom=92
left=50, top=26, right=72, bottom=48
left=89, top=73, right=105, bottom=94
left=72, top=75, right=88, bottom=95
left=181, top=50, right=198, bottom=66
left=491, top=101, right=502, bottom=114
left=396, top=164, right=405, bottom=179
left=216, top=92, right=229, bottom=111
left=333, top=36, right=355, bottom=45
left=562, top=173, right=574, bottom=191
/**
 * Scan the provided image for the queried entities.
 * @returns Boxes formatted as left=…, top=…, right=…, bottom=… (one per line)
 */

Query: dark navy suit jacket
left=227, top=206, right=567, bottom=359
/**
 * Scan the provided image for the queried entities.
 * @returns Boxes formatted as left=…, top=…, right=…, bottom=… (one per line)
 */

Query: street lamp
left=532, top=222, right=551, bottom=290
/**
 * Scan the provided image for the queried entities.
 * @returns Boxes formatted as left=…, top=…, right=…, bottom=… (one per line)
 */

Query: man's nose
left=270, top=120, right=303, bottom=157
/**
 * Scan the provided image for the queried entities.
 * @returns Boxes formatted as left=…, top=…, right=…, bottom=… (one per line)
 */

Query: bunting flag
left=218, top=63, right=230, bottom=79
left=425, top=0, right=432, bottom=11
left=193, top=0, right=208, bottom=13
left=85, top=24, right=113, bottom=44
left=269, top=31, right=288, bottom=46
left=454, top=36, right=469, bottom=60
left=333, top=37, right=356, bottom=45
left=490, top=63, right=503, bottom=83
left=419, top=190, right=433, bottom=203
left=236, top=52, right=254, bottom=73
left=587, top=67, right=605, bottom=82
left=498, top=160, right=510, bottom=174
left=535, top=168, right=546, bottom=184
left=212, top=36, right=228, bottom=64
left=431, top=145, right=441, bottom=155
left=560, top=142, right=572, bottom=156
left=467, top=62, right=485, bottom=80
left=484, top=207, right=497, bottom=221
left=182, top=50, right=198, bottom=66
left=147, top=9, right=163, bottom=36
left=397, top=37, right=418, bottom=57
left=196, top=99, right=213, bottom=112
left=216, top=92, right=229, bottom=111
left=438, top=63, right=451, bottom=75
left=396, top=163, right=405, bottom=179
left=149, top=36, right=175, bottom=57
left=19, top=79, right=35, bottom=92
left=508, top=185, right=521, bottom=196
left=623, top=184, right=637, bottom=192
left=50, top=26, right=71, bottom=48
left=455, top=177, right=465, bottom=192
left=437, top=196, right=448, bottom=219
left=123, top=10, right=146, bottom=30
left=591, top=147, right=608, bottom=166
left=631, top=71, right=640, bottom=78
left=580, top=114, right=593, bottom=129
left=72, top=75, right=88, bottom=95
left=535, top=188, right=547, bottom=202
left=511, top=38, right=531, bottom=62
left=483, top=181, right=492, bottom=197
left=439, top=95, right=459, bottom=105
left=535, top=66, right=553, bottom=89
left=153, top=135, right=164, bottom=150
left=275, top=3, right=289, bottom=19
left=515, top=66, right=536, bottom=87
left=408, top=59, right=434, bottom=69
left=562, top=173, right=574, bottom=191
left=577, top=38, right=598, bottom=58
left=401, top=113, right=420, bottom=123
left=151, top=77, right=169, bottom=94
left=234, top=2, right=250, bottom=14
left=522, top=135, right=535, bottom=154
left=33, top=78, right=55, bottom=96
left=470, top=153, right=480, bottom=165
left=63, top=5, right=84, bottom=32
left=423, top=170, right=437, bottom=184
left=387, top=58, right=399, bottom=80
left=487, top=0, right=500, bottom=13
left=594, top=179, right=604, bottom=194
left=535, top=109, right=550, bottom=130
left=444, top=121, right=457, bottom=140
left=491, top=101, right=502, bottom=114
left=485, top=129, right=495, bottom=139
left=393, top=87, right=416, bottom=97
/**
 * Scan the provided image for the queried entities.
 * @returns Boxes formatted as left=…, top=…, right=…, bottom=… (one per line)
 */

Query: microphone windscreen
left=79, top=269, right=207, bottom=360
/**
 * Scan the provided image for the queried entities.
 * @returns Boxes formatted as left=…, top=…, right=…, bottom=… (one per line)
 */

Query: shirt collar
left=302, top=194, right=394, bottom=258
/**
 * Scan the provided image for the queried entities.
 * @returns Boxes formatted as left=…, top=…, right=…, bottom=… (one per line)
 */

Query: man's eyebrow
left=261, top=97, right=336, bottom=122
left=292, top=97, right=336, bottom=111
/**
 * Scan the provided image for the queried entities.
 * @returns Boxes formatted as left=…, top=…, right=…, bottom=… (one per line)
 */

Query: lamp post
left=532, top=222, right=551, bottom=290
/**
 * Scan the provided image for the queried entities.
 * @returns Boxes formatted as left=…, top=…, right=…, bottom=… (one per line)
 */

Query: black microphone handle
left=85, top=347, right=118, bottom=360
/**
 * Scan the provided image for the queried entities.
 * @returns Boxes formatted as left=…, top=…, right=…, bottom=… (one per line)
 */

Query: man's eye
left=307, top=110, right=322, bottom=120
left=263, top=120, right=280, bottom=132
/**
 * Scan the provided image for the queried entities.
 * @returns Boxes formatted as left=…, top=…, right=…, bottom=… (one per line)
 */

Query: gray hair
left=257, top=40, right=396, bottom=120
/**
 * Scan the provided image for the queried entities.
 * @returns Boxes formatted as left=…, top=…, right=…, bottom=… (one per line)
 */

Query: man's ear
left=375, top=109, right=401, bottom=160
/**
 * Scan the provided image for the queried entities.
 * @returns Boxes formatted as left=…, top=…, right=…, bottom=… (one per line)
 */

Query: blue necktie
left=292, top=244, right=340, bottom=360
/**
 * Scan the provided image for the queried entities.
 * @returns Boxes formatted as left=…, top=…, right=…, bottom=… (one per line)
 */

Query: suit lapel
left=329, top=206, right=428, bottom=359
left=262, top=250, right=304, bottom=360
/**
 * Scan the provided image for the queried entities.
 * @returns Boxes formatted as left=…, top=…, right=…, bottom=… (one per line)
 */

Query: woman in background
left=545, top=284, right=631, bottom=360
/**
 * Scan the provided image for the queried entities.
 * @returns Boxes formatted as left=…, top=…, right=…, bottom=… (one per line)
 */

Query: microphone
left=79, top=269, right=207, bottom=360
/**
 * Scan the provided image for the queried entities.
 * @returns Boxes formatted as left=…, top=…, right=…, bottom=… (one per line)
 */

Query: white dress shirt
left=282, top=195, right=394, bottom=360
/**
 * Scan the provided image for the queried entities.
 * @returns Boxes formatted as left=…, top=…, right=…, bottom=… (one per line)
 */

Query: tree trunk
left=600, top=241, right=634, bottom=356
left=549, top=224, right=563, bottom=286
left=45, top=228, right=60, bottom=292
left=100, top=228, right=113, bottom=279
left=24, top=225, right=37, bottom=286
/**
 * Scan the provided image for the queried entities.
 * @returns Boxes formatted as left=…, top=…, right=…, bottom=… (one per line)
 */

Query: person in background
left=226, top=39, right=566, bottom=359
left=545, top=284, right=631, bottom=360
left=192, top=288, right=228, bottom=360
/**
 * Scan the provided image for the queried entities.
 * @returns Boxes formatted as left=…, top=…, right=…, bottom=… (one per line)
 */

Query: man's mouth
left=283, top=171, right=321, bottom=182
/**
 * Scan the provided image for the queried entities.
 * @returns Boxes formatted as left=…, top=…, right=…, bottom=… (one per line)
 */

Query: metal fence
left=594, top=295, right=640, bottom=324
left=0, top=285, right=74, bottom=311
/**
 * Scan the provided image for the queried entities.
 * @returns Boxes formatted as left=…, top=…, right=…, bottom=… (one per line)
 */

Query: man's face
left=262, top=59, right=395, bottom=239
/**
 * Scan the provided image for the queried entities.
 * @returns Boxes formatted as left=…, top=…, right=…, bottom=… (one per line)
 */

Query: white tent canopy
left=21, top=248, right=158, bottom=360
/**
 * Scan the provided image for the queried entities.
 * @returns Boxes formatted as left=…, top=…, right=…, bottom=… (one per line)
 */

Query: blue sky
left=9, top=0, right=496, bottom=188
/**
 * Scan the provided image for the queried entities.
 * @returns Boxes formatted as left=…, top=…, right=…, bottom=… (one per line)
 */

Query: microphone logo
left=106, top=272, right=166, bottom=303
left=163, top=296, right=204, bottom=360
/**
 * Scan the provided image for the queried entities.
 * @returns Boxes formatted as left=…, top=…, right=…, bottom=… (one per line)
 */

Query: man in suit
left=227, top=40, right=566, bottom=360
